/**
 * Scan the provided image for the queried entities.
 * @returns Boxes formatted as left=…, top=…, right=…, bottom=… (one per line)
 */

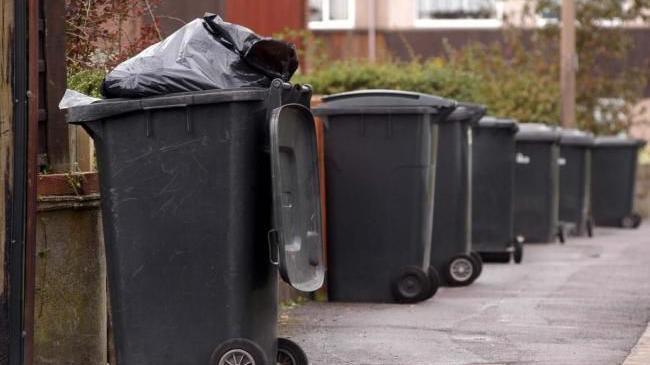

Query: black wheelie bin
left=314, top=90, right=456, bottom=303
left=591, top=135, right=647, bottom=228
left=67, top=80, right=324, bottom=365
left=472, top=117, right=522, bottom=263
left=514, top=123, right=563, bottom=243
left=558, top=128, right=595, bottom=237
left=430, top=102, right=486, bottom=286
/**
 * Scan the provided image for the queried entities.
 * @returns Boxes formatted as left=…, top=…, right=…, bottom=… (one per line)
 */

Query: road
left=279, top=225, right=650, bottom=365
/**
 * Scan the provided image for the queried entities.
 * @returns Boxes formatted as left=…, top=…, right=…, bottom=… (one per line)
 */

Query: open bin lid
left=558, top=128, right=594, bottom=146
left=515, top=123, right=560, bottom=143
left=477, top=116, right=519, bottom=132
left=313, top=89, right=456, bottom=117
left=269, top=104, right=325, bottom=292
left=446, top=102, right=487, bottom=126
left=594, top=135, right=647, bottom=148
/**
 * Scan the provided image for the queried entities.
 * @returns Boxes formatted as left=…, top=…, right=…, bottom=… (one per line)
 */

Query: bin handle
left=267, top=229, right=280, bottom=265
left=142, top=104, right=188, bottom=111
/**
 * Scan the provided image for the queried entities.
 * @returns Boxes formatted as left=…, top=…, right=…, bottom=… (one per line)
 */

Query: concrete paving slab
left=280, top=225, right=650, bottom=365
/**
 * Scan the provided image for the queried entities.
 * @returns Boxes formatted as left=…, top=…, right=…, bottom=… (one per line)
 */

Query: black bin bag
left=102, top=13, right=299, bottom=98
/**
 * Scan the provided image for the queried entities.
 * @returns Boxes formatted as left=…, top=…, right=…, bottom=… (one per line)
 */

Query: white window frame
left=414, top=0, right=504, bottom=29
left=534, top=0, right=637, bottom=28
left=308, top=0, right=356, bottom=30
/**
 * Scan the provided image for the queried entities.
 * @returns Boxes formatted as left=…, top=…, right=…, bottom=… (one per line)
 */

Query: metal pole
left=560, top=0, right=577, bottom=128
left=24, top=0, right=40, bottom=361
left=7, top=0, right=37, bottom=362
left=9, top=0, right=29, bottom=362
left=368, top=0, right=376, bottom=62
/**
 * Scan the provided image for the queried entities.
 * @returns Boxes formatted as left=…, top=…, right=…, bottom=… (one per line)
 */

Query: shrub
left=295, top=59, right=481, bottom=101
left=67, top=69, right=105, bottom=98
left=295, top=55, right=559, bottom=124
left=65, top=0, right=162, bottom=70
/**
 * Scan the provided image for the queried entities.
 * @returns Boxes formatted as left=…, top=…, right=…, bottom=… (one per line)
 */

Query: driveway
left=280, top=225, right=650, bottom=365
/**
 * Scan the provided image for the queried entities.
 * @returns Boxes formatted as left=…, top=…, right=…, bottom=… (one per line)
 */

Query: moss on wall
left=34, top=197, right=106, bottom=365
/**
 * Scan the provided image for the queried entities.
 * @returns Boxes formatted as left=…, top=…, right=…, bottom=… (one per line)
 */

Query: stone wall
left=635, top=163, right=650, bottom=218
left=34, top=195, right=107, bottom=365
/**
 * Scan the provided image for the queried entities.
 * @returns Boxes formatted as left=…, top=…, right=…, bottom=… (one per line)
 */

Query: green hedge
left=295, top=58, right=560, bottom=124
left=294, top=59, right=482, bottom=103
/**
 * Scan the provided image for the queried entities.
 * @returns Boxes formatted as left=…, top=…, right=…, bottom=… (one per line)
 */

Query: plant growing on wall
left=65, top=0, right=163, bottom=71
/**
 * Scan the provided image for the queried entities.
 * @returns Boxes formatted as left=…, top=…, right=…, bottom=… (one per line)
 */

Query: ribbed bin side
left=472, top=127, right=516, bottom=251
left=325, top=113, right=437, bottom=302
left=89, top=100, right=278, bottom=364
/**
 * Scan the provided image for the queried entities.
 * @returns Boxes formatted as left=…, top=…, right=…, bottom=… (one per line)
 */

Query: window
left=536, top=0, right=636, bottom=27
left=535, top=0, right=560, bottom=26
left=415, top=0, right=503, bottom=28
left=538, top=0, right=560, bottom=20
left=309, top=0, right=355, bottom=29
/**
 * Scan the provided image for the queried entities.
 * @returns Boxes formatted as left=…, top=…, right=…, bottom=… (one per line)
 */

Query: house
left=304, top=0, right=650, bottom=134
left=155, top=0, right=306, bottom=36
left=306, top=0, right=648, bottom=63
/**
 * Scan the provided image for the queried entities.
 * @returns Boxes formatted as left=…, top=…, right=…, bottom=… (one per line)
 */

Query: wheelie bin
left=558, top=129, right=595, bottom=237
left=591, top=135, right=647, bottom=228
left=514, top=123, right=562, bottom=243
left=314, top=90, right=456, bottom=303
left=430, top=102, right=486, bottom=286
left=67, top=80, right=324, bottom=365
left=472, top=116, right=522, bottom=263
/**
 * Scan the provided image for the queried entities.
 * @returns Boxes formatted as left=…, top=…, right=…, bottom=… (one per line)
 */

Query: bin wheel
left=479, top=252, right=511, bottom=263
left=557, top=226, right=566, bottom=244
left=469, top=251, right=483, bottom=281
left=392, top=266, right=431, bottom=303
left=423, top=266, right=441, bottom=300
left=633, top=214, right=642, bottom=228
left=513, top=239, right=524, bottom=264
left=586, top=217, right=594, bottom=238
left=277, top=338, right=308, bottom=365
left=621, top=213, right=642, bottom=229
left=470, top=251, right=483, bottom=278
left=211, top=338, right=267, bottom=365
left=445, top=254, right=476, bottom=287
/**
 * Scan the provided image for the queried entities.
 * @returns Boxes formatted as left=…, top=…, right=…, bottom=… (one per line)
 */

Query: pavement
left=279, top=225, right=650, bottom=365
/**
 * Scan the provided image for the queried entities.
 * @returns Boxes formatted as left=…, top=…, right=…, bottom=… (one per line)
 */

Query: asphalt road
left=279, top=225, right=650, bottom=365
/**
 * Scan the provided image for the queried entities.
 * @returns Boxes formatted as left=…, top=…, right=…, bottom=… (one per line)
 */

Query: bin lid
left=594, top=135, right=647, bottom=147
left=269, top=104, right=325, bottom=292
left=558, top=128, right=594, bottom=146
left=66, top=87, right=269, bottom=123
left=515, top=123, right=560, bottom=142
left=313, top=89, right=456, bottom=116
left=446, top=102, right=487, bottom=126
left=477, top=116, right=519, bottom=132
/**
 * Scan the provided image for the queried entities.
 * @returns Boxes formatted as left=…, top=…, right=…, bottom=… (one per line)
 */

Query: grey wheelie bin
left=67, top=80, right=324, bottom=365
left=314, top=90, right=456, bottom=303
left=558, top=129, right=595, bottom=237
left=514, top=123, right=563, bottom=243
left=472, top=117, right=522, bottom=263
left=430, top=102, right=486, bottom=286
left=591, top=135, right=647, bottom=228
